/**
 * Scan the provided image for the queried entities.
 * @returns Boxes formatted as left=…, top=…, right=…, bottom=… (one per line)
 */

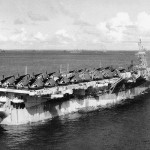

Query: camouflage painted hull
left=0, top=81, right=149, bottom=125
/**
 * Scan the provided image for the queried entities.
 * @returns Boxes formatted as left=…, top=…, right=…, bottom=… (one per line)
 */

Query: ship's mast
left=137, top=39, right=147, bottom=69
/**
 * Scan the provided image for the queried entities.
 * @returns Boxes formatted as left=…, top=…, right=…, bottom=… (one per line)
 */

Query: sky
left=1, top=0, right=150, bottom=50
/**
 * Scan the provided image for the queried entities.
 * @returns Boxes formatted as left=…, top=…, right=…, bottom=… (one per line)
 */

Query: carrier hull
left=0, top=81, right=149, bottom=125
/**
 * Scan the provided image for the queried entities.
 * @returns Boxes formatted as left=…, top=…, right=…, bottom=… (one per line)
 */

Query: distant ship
left=0, top=39, right=150, bottom=125
left=0, top=49, right=5, bottom=53
left=69, top=49, right=82, bottom=54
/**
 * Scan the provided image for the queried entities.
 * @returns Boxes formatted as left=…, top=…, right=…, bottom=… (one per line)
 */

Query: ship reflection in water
left=1, top=93, right=150, bottom=150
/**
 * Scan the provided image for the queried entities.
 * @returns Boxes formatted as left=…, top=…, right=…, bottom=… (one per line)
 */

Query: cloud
left=28, top=11, right=49, bottom=21
left=97, top=12, right=133, bottom=42
left=9, top=29, right=49, bottom=44
left=55, top=29, right=76, bottom=44
left=9, top=28, right=28, bottom=43
left=0, top=20, right=5, bottom=24
left=108, top=12, right=132, bottom=29
left=57, top=2, right=92, bottom=28
left=73, top=19, right=91, bottom=27
left=137, top=12, right=150, bottom=33
left=97, top=22, right=108, bottom=33
left=0, top=26, right=50, bottom=45
left=56, top=29, right=70, bottom=38
left=14, top=18, right=24, bottom=25
left=34, top=32, right=48, bottom=41
left=0, top=34, right=8, bottom=42
left=2, top=8, right=150, bottom=50
left=57, top=1, right=91, bottom=27
left=95, top=11, right=150, bottom=49
left=57, top=1, right=78, bottom=19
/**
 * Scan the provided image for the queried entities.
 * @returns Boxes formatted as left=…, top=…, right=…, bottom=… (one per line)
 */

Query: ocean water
left=0, top=50, right=140, bottom=76
left=1, top=50, right=150, bottom=150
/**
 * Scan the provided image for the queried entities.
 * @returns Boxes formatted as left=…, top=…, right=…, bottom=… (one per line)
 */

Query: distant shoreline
left=0, top=49, right=139, bottom=52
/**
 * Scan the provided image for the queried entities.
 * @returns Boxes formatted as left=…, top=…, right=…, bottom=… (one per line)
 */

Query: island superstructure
left=0, top=39, right=150, bottom=125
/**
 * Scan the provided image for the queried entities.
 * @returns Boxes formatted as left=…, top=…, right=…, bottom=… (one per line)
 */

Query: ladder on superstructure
left=110, top=78, right=123, bottom=94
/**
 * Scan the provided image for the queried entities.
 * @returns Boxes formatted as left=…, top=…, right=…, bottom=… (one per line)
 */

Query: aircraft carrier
left=0, top=39, right=150, bottom=125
